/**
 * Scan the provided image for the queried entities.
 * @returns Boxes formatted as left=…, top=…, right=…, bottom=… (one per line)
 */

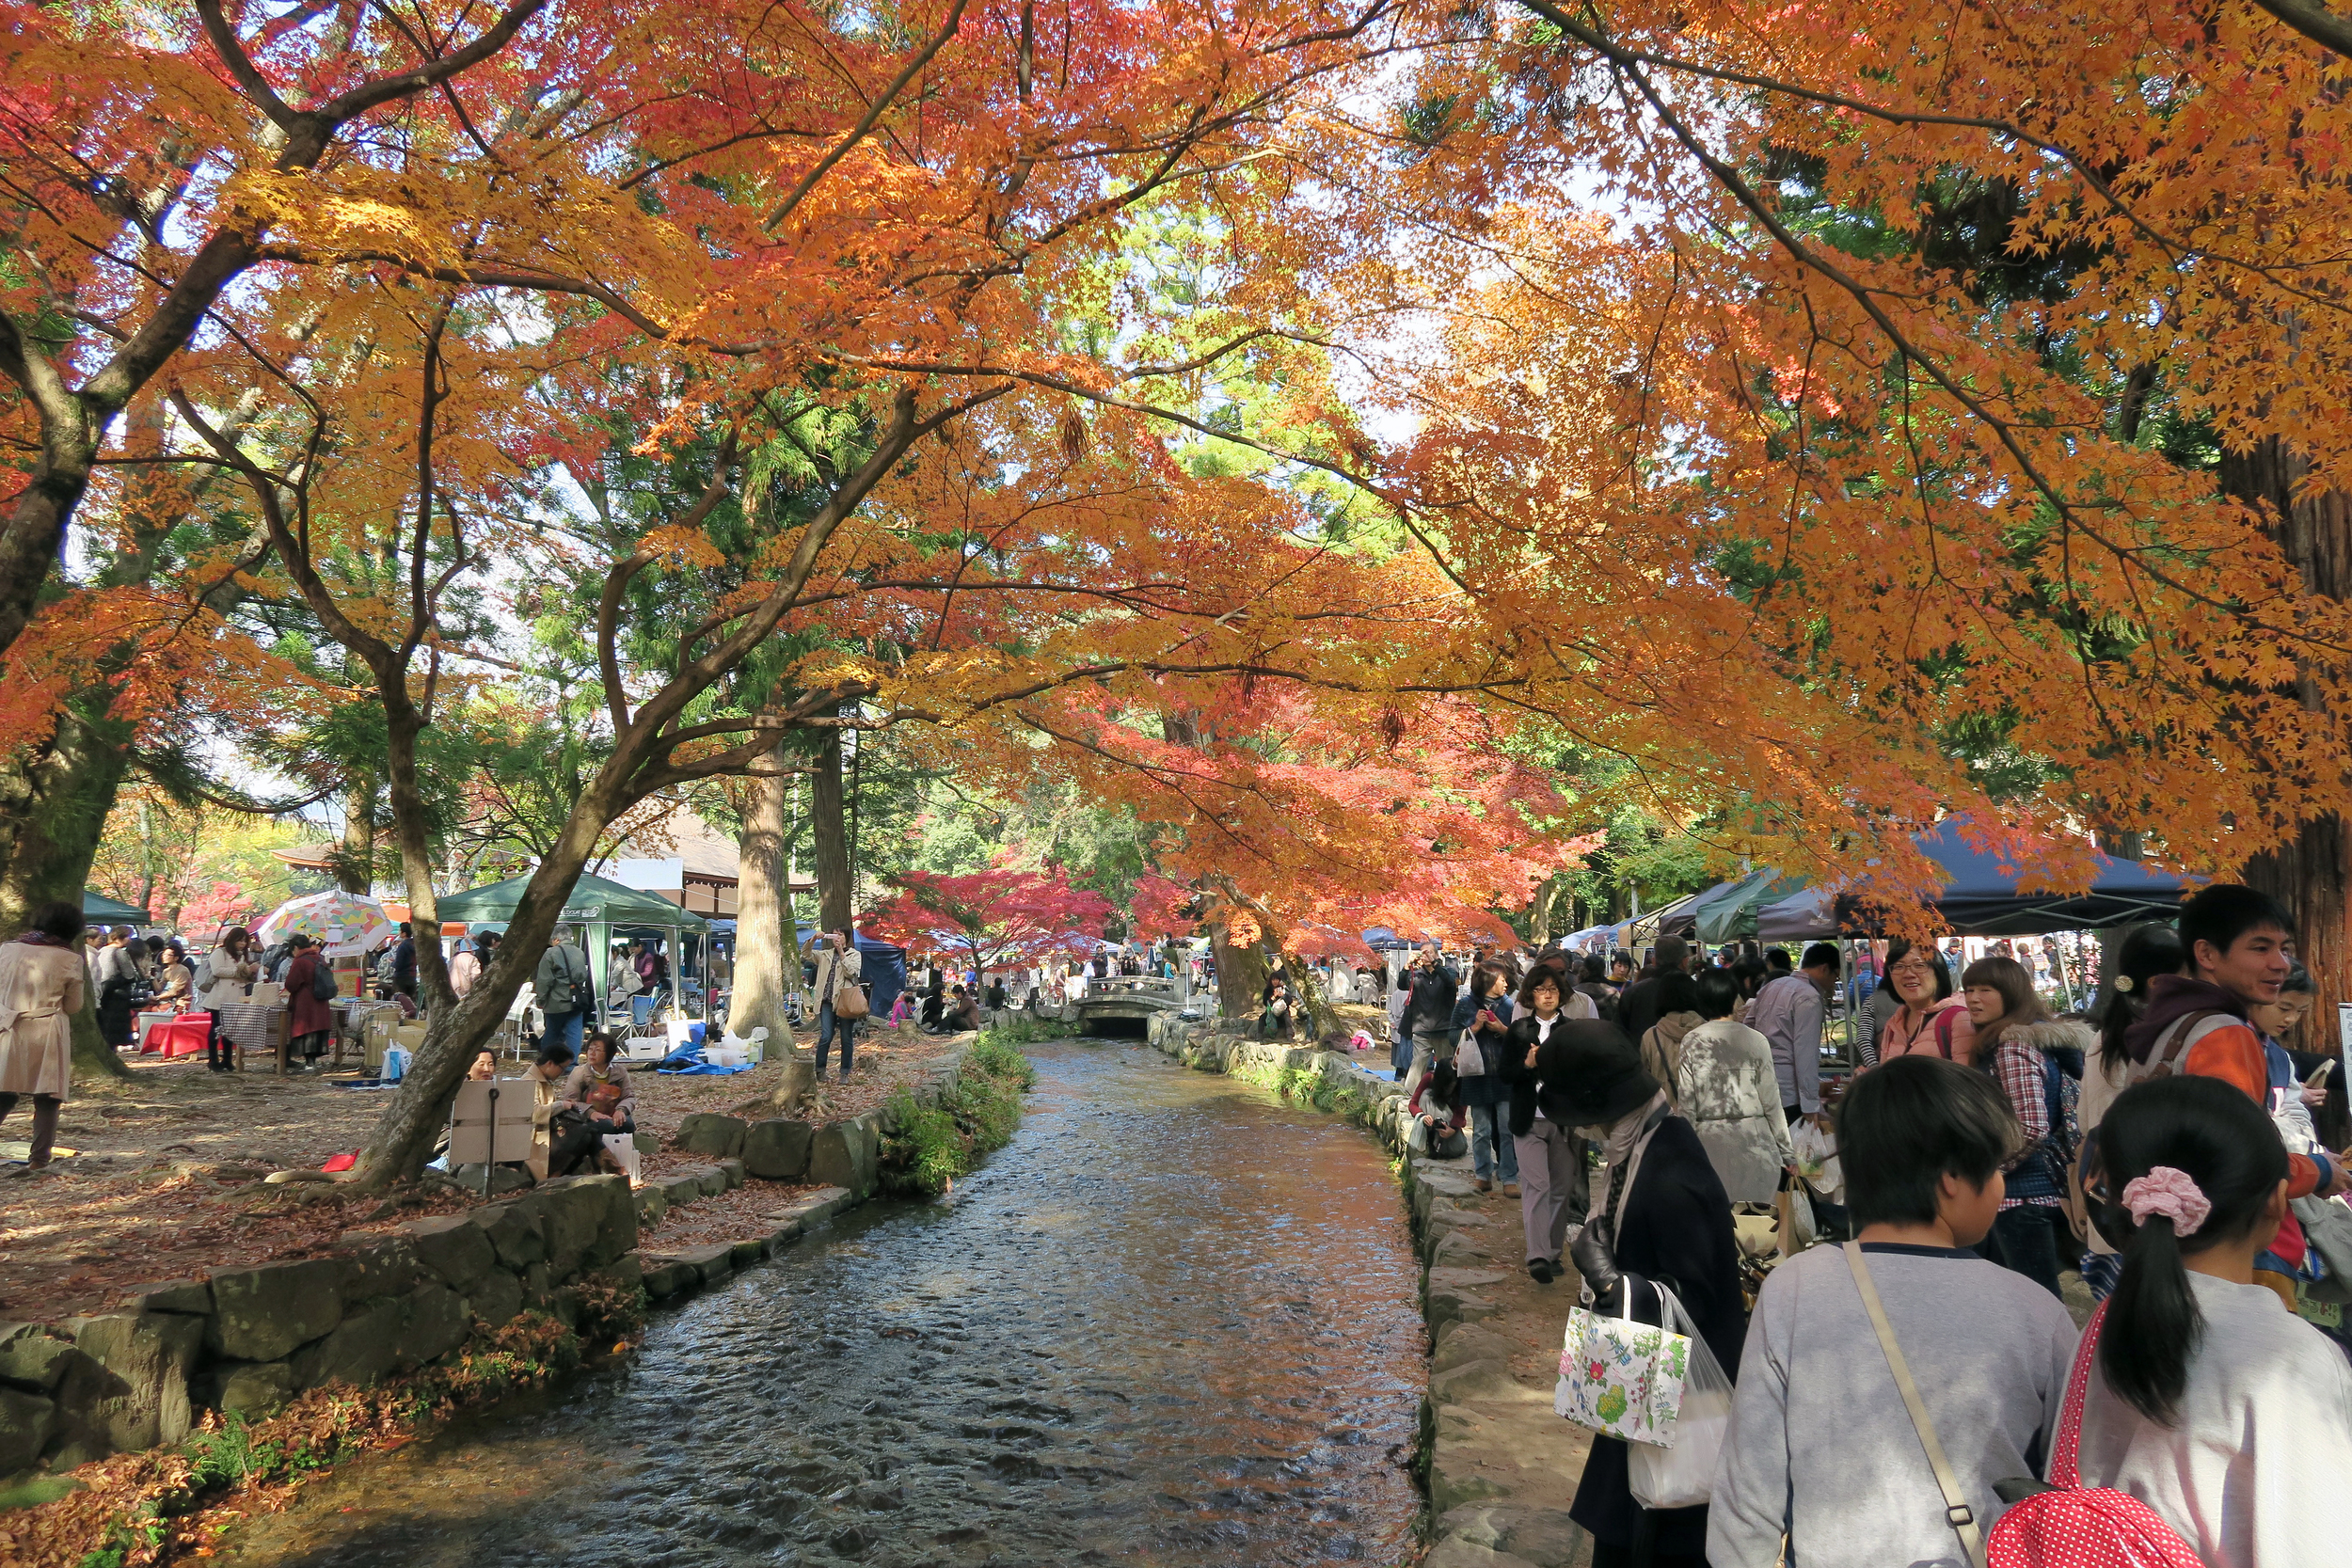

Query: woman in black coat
left=1449, top=964, right=1517, bottom=1193
left=1550, top=1021, right=1745, bottom=1568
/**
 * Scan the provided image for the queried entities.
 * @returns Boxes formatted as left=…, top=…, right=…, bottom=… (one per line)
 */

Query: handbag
left=1455, top=1024, right=1487, bottom=1077
left=1985, top=1303, right=2205, bottom=1567
left=1774, top=1170, right=1818, bottom=1257
left=2294, top=1194, right=2352, bottom=1305
left=1847, top=1242, right=1988, bottom=1568
left=833, top=981, right=870, bottom=1020
left=1626, top=1285, right=1734, bottom=1510
left=1555, top=1280, right=1692, bottom=1446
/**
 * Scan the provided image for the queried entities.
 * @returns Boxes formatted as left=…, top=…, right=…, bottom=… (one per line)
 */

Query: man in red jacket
left=2122, top=884, right=2346, bottom=1275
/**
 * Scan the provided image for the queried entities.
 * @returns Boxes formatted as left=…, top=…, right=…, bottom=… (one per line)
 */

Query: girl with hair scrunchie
left=2071, top=1074, right=2352, bottom=1565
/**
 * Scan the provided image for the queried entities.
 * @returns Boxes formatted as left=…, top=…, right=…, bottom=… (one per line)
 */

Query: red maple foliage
left=865, top=863, right=1114, bottom=976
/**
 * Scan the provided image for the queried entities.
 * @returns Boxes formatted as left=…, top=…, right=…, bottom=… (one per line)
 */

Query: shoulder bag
left=1983, top=1302, right=2204, bottom=1567
left=833, top=964, right=871, bottom=1020
left=1846, top=1242, right=1988, bottom=1568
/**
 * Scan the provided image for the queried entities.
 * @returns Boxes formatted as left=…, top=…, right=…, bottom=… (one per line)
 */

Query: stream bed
left=217, top=1039, right=1425, bottom=1567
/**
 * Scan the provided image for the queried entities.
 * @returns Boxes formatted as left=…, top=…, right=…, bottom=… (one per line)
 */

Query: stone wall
left=0, top=1173, right=639, bottom=1486
left=0, top=1040, right=999, bottom=1497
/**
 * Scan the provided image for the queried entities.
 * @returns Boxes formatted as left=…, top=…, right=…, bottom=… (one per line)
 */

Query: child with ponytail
left=2073, top=1074, right=2352, bottom=1565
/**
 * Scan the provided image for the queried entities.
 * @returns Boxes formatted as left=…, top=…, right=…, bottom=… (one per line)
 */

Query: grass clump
left=879, top=1029, right=1038, bottom=1196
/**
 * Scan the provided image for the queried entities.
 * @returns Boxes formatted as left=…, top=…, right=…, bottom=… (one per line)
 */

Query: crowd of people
left=1385, top=884, right=2352, bottom=1568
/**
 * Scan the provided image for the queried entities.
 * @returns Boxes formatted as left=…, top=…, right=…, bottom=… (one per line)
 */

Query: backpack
left=310, top=959, right=338, bottom=1002
left=1984, top=1302, right=2203, bottom=1568
left=2127, top=1009, right=2233, bottom=1087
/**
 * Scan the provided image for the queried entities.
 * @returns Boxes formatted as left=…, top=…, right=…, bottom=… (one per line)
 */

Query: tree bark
left=2218, top=436, right=2352, bottom=1040
left=811, top=726, right=851, bottom=935
left=0, top=705, right=135, bottom=1081
left=1211, top=921, right=1271, bottom=1024
left=728, top=740, right=790, bottom=1042
left=336, top=775, right=376, bottom=894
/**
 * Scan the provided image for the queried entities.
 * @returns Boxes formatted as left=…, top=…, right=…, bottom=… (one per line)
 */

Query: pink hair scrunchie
left=2121, top=1165, right=2213, bottom=1238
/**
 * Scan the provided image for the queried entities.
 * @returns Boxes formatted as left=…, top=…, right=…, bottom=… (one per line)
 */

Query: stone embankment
left=0, top=1044, right=974, bottom=1494
left=1144, top=1018, right=1599, bottom=1568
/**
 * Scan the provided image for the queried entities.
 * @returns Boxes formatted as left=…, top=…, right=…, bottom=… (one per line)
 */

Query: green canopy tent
left=1692, top=868, right=1811, bottom=945
left=437, top=872, right=712, bottom=1025
left=83, top=889, right=148, bottom=923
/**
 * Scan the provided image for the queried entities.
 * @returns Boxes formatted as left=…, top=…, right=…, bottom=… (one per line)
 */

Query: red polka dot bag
left=1986, top=1302, right=2204, bottom=1568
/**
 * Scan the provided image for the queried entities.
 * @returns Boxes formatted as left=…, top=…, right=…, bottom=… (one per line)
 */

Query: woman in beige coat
left=0, top=901, right=88, bottom=1175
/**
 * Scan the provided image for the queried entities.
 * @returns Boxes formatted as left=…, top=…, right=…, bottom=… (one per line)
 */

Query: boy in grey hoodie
left=1708, top=1055, right=2079, bottom=1568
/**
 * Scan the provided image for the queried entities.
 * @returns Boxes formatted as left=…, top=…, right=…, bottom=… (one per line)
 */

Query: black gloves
left=1569, top=1224, right=1624, bottom=1313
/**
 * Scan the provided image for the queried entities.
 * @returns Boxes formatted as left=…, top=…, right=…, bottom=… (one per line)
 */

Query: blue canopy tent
left=1359, top=927, right=1416, bottom=952
left=1832, top=818, right=2189, bottom=936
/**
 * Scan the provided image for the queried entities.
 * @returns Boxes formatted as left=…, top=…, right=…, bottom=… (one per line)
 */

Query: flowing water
left=219, top=1040, right=1425, bottom=1568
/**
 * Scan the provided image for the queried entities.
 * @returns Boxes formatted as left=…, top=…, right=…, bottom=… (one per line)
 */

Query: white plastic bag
left=1626, top=1284, right=1734, bottom=1510
left=1790, top=1118, right=1843, bottom=1204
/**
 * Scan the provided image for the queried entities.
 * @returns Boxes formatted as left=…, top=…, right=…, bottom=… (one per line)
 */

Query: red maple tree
left=866, top=863, right=1114, bottom=978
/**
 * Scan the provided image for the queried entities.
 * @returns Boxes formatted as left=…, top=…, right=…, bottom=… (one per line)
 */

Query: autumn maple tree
left=866, top=863, right=1113, bottom=979
left=98, top=0, right=1550, bottom=1182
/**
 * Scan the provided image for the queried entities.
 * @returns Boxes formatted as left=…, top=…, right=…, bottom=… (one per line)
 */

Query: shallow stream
left=218, top=1040, right=1425, bottom=1567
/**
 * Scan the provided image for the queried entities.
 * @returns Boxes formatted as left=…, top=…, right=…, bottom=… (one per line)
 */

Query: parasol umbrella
left=253, top=890, right=398, bottom=956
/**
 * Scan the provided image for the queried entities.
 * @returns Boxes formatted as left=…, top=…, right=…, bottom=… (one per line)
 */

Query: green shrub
left=878, top=1032, right=1037, bottom=1196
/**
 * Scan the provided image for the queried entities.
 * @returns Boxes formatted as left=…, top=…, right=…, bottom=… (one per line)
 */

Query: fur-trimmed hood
left=1995, top=1016, right=2094, bottom=1078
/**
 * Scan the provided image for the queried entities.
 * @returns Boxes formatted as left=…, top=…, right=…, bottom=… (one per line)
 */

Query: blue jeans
left=1992, top=1204, right=2065, bottom=1298
left=1469, top=1101, right=1518, bottom=1183
left=542, top=1007, right=584, bottom=1056
left=816, top=1003, right=856, bottom=1077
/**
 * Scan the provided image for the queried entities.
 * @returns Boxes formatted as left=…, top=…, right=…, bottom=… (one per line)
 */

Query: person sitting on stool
left=545, top=1032, right=635, bottom=1178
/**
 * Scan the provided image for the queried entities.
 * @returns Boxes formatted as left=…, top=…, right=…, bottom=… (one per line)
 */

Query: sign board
left=447, top=1079, right=537, bottom=1166
left=2338, top=1002, right=2352, bottom=1058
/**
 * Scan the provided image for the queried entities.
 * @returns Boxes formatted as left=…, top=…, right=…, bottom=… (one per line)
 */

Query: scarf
left=1587, top=1088, right=1676, bottom=1251
left=12, top=932, right=65, bottom=947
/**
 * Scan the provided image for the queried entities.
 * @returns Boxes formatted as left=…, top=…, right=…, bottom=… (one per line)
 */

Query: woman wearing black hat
left=1552, top=1020, right=1746, bottom=1568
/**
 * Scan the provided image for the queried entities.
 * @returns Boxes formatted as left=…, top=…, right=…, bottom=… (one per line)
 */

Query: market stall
left=438, top=872, right=713, bottom=1040
left=250, top=890, right=405, bottom=1068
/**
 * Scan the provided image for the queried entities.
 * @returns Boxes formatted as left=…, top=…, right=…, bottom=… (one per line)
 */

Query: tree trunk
left=1211, top=921, right=1271, bottom=1024
left=2219, top=436, right=2352, bottom=1040
left=0, top=705, right=135, bottom=1081
left=1280, top=954, right=1342, bottom=1042
left=336, top=775, right=375, bottom=894
left=728, top=741, right=790, bottom=1042
left=1529, top=873, right=1567, bottom=947
left=811, top=726, right=851, bottom=935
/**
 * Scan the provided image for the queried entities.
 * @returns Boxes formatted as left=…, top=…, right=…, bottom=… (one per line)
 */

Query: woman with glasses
left=1872, top=937, right=1977, bottom=1068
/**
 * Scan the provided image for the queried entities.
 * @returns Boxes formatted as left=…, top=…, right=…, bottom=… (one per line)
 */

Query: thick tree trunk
left=728, top=742, right=790, bottom=1042
left=336, top=775, right=376, bottom=894
left=0, top=705, right=135, bottom=1081
left=1211, top=921, right=1271, bottom=1024
left=2219, top=436, right=2352, bottom=1039
left=810, top=727, right=851, bottom=935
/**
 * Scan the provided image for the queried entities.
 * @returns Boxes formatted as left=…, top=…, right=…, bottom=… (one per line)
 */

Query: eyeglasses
left=1888, top=958, right=1934, bottom=975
